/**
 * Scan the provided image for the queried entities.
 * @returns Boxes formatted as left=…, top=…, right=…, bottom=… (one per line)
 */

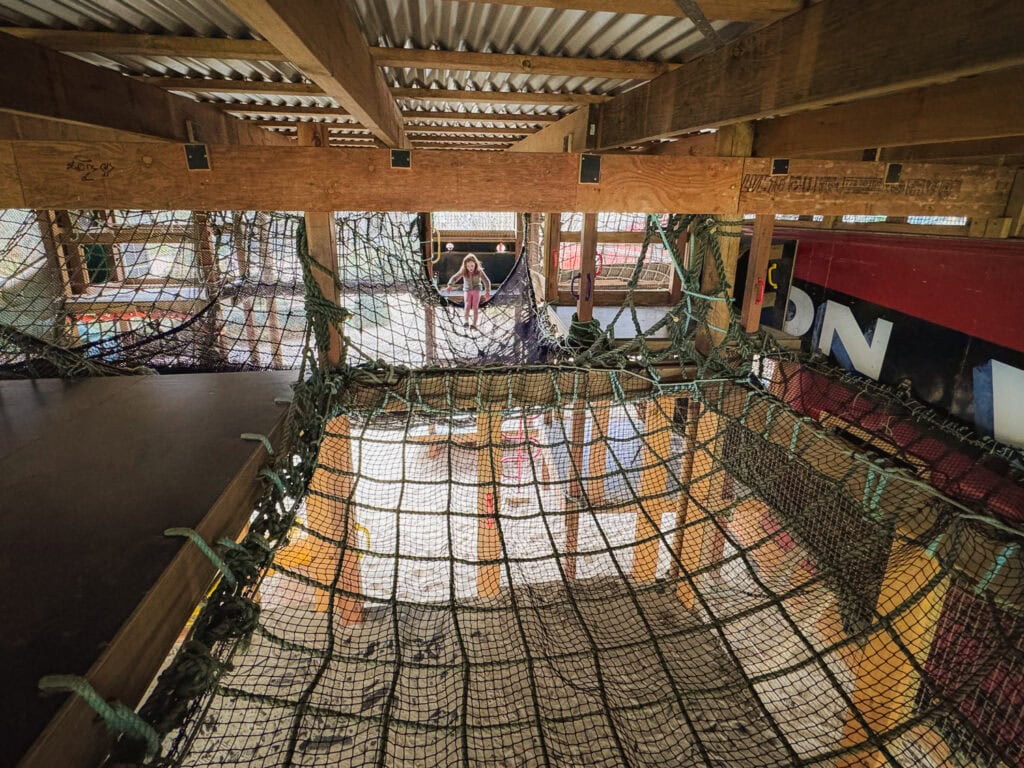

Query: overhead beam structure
left=0, top=142, right=1014, bottom=219
left=0, top=32, right=286, bottom=145
left=136, top=77, right=608, bottom=106
left=447, top=0, right=801, bottom=22
left=223, top=0, right=407, bottom=147
left=594, top=0, right=1024, bottom=149
left=0, top=28, right=680, bottom=81
left=224, top=105, right=564, bottom=124
left=753, top=68, right=1024, bottom=157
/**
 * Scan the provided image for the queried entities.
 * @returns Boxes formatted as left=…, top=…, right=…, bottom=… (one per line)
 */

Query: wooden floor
left=0, top=370, right=295, bottom=768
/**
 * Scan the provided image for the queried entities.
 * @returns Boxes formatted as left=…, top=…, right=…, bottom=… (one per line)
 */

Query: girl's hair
left=460, top=253, right=480, bottom=271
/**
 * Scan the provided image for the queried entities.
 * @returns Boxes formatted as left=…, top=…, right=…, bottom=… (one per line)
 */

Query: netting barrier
left=2, top=209, right=1022, bottom=766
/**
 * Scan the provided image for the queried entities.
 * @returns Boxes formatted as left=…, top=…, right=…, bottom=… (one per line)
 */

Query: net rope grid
left=1, top=208, right=1022, bottom=767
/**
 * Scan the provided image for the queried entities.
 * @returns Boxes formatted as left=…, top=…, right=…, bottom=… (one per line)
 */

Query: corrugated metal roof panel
left=0, top=0, right=249, bottom=36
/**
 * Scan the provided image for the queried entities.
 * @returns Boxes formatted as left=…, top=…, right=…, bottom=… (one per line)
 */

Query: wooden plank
left=644, top=132, right=719, bottom=157
left=223, top=0, right=405, bottom=147
left=576, top=213, right=598, bottom=323
left=2, top=142, right=743, bottom=213
left=754, top=67, right=1024, bottom=157
left=7, top=141, right=1011, bottom=217
left=740, top=214, right=774, bottom=332
left=477, top=411, right=503, bottom=597
left=339, top=365, right=697, bottom=412
left=0, top=32, right=286, bottom=146
left=373, top=47, right=675, bottom=80
left=596, top=0, right=1024, bottom=149
left=447, top=0, right=801, bottom=22
left=632, top=396, right=675, bottom=582
left=5, top=372, right=292, bottom=768
left=739, top=157, right=1015, bottom=219
left=543, top=212, right=561, bottom=304
left=510, top=106, right=595, bottom=153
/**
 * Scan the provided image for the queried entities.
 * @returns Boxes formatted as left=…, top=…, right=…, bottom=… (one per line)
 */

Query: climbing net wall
left=3, top=209, right=1022, bottom=766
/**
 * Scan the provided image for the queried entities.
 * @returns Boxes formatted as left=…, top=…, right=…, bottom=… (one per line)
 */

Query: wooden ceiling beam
left=393, top=88, right=608, bottom=106
left=140, top=77, right=605, bottom=106
left=596, top=0, right=1024, bottom=150
left=1, top=28, right=674, bottom=80
left=371, top=47, right=674, bottom=80
left=878, top=137, right=1024, bottom=165
left=254, top=122, right=532, bottom=137
left=223, top=104, right=563, bottom=123
left=223, top=0, right=406, bottom=147
left=754, top=68, right=1024, bottom=157
left=0, top=32, right=286, bottom=145
left=446, top=0, right=801, bottom=22
left=2, top=141, right=1014, bottom=220
left=136, top=76, right=322, bottom=95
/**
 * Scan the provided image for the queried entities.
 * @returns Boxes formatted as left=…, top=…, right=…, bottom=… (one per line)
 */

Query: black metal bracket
left=184, top=144, right=211, bottom=171
left=391, top=149, right=412, bottom=169
left=579, top=154, right=601, bottom=184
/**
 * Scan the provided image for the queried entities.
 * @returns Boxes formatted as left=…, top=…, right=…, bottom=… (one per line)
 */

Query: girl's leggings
left=464, top=290, right=481, bottom=311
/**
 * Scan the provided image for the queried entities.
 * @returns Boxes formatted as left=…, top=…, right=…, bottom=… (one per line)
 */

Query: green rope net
left=2, top=208, right=1022, bottom=767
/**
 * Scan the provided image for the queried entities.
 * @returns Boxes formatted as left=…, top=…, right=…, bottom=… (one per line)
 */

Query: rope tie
left=240, top=432, right=274, bottom=455
left=38, top=676, right=160, bottom=759
left=164, top=528, right=237, bottom=589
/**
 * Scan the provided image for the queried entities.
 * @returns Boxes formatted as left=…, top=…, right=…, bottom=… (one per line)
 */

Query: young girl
left=446, top=253, right=491, bottom=328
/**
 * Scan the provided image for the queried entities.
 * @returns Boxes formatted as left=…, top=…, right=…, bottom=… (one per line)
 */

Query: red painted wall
left=775, top=229, right=1024, bottom=354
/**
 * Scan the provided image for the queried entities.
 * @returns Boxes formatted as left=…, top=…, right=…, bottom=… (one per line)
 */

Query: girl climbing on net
left=445, top=253, right=491, bottom=329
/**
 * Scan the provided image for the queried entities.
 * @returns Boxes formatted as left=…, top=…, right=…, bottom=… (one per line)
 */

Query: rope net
left=2, top=209, right=1021, bottom=767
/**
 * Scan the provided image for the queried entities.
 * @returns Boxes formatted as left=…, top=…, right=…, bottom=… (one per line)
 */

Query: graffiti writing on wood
left=66, top=156, right=114, bottom=181
left=740, top=174, right=963, bottom=199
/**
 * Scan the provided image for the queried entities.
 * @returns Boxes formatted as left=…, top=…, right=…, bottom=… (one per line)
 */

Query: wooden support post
left=543, top=211, right=561, bottom=304
left=298, top=123, right=344, bottom=366
left=565, top=396, right=587, bottom=582
left=422, top=211, right=434, bottom=283
left=675, top=404, right=727, bottom=608
left=47, top=210, right=89, bottom=295
left=586, top=401, right=612, bottom=504
left=1003, top=168, right=1024, bottom=238
left=632, top=397, right=676, bottom=582
left=701, top=123, right=753, bottom=348
left=477, top=411, right=502, bottom=597
left=577, top=212, right=598, bottom=323
left=740, top=214, right=775, bottom=333
left=835, top=531, right=950, bottom=768
left=193, top=211, right=228, bottom=366
left=276, top=415, right=363, bottom=622
left=668, top=226, right=689, bottom=304
left=231, top=212, right=260, bottom=367
left=35, top=210, right=75, bottom=342
left=669, top=399, right=700, bottom=580
left=254, top=212, right=285, bottom=368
